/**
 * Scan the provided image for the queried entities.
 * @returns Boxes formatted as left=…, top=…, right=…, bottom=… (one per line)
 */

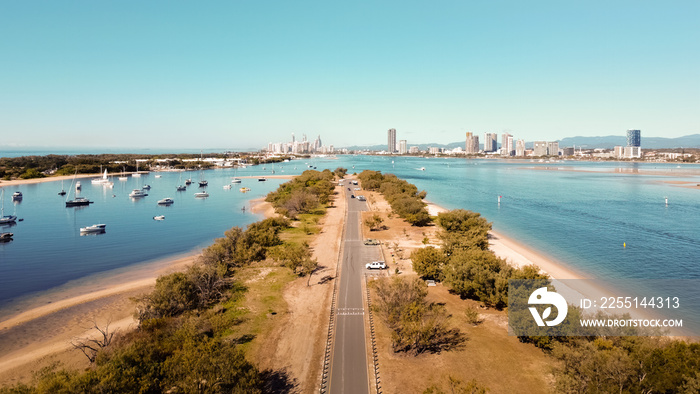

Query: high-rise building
left=626, top=129, right=641, bottom=158
left=484, top=133, right=498, bottom=152
left=409, top=146, right=419, bottom=154
left=533, top=141, right=547, bottom=156
left=501, top=133, right=514, bottom=156
left=515, top=139, right=526, bottom=156
left=387, top=128, right=397, bottom=153
left=465, top=132, right=479, bottom=154
left=614, top=146, right=624, bottom=158
left=398, top=140, right=407, bottom=154
left=547, top=141, right=560, bottom=156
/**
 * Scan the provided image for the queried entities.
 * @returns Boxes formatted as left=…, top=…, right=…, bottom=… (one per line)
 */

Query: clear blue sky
left=1, top=1, right=698, bottom=150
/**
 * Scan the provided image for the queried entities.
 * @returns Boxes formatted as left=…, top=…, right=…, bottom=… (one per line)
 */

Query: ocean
left=1, top=156, right=699, bottom=328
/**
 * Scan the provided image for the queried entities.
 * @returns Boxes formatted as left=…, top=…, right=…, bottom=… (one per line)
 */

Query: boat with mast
left=58, top=179, right=67, bottom=195
left=119, top=167, right=128, bottom=181
left=1, top=189, right=18, bottom=224
left=65, top=172, right=93, bottom=207
left=176, top=171, right=187, bottom=191
left=198, top=150, right=208, bottom=187
left=132, top=161, right=141, bottom=177
left=91, top=167, right=111, bottom=184
left=231, top=165, right=242, bottom=184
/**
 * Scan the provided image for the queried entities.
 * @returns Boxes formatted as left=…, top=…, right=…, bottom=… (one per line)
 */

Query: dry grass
left=362, top=188, right=556, bottom=394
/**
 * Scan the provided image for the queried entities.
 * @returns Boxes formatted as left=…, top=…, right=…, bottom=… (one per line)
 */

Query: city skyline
left=1, top=1, right=698, bottom=150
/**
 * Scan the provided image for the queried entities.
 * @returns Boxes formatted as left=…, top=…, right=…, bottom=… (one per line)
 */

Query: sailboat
left=91, top=167, right=111, bottom=184
left=132, top=162, right=141, bottom=177
left=65, top=172, right=94, bottom=207
left=198, top=150, right=208, bottom=187
left=119, top=167, right=128, bottom=181
left=176, top=172, right=187, bottom=191
left=231, top=166, right=242, bottom=184
left=58, top=179, right=67, bottom=196
left=1, top=189, right=18, bottom=224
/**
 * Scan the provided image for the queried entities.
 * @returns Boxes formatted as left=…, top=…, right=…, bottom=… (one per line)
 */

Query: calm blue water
left=2, top=156, right=700, bottom=330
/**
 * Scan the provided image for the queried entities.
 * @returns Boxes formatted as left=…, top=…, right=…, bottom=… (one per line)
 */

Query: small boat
left=155, top=175, right=162, bottom=178
left=11, top=191, right=22, bottom=201
left=258, top=177, right=267, bottom=182
left=129, top=189, right=148, bottom=198
left=153, top=215, right=165, bottom=221
left=419, top=167, right=426, bottom=171
left=231, top=178, right=242, bottom=184
left=240, top=187, right=250, bottom=193
left=197, top=151, right=207, bottom=187
left=91, top=168, right=110, bottom=184
left=194, top=191, right=209, bottom=198
left=176, top=185, right=187, bottom=191
left=80, top=224, right=106, bottom=233
left=185, top=178, right=192, bottom=185
left=223, top=184, right=232, bottom=190
left=142, top=184, right=151, bottom=190
left=65, top=197, right=93, bottom=207
left=119, top=167, right=128, bottom=181
left=75, top=181, right=81, bottom=190
left=1, top=189, right=17, bottom=224
left=157, top=198, right=174, bottom=205
left=0, top=232, right=13, bottom=242
left=198, top=180, right=208, bottom=187
left=132, top=162, right=141, bottom=177
left=58, top=179, right=67, bottom=195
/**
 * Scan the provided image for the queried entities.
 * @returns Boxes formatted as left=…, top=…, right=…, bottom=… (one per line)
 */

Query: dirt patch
left=361, top=189, right=555, bottom=393
left=250, top=183, right=346, bottom=393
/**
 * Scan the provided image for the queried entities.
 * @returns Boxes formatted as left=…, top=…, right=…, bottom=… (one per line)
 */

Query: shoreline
left=0, top=195, right=281, bottom=383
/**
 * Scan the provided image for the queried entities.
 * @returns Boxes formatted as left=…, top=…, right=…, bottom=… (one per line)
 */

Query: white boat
left=91, top=169, right=111, bottom=184
left=129, top=189, right=148, bottom=198
left=11, top=191, right=22, bottom=200
left=419, top=167, right=425, bottom=171
left=155, top=175, right=162, bottom=178
left=223, top=184, right=232, bottom=190
left=142, top=184, right=151, bottom=190
left=119, top=167, right=128, bottom=181
left=80, top=224, right=106, bottom=233
left=58, top=179, right=67, bottom=196
left=157, top=198, right=174, bottom=205
left=132, top=162, right=141, bottom=177
left=231, top=178, right=242, bottom=184
left=76, top=181, right=82, bottom=190
left=194, top=191, right=209, bottom=198
left=1, top=189, right=18, bottom=224
left=153, top=215, right=165, bottom=221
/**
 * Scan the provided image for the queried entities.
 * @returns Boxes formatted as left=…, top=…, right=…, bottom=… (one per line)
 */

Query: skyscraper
left=388, top=128, right=397, bottom=153
left=501, top=133, right=513, bottom=156
left=626, top=129, right=641, bottom=158
left=515, top=139, right=526, bottom=156
left=547, top=141, right=560, bottom=156
left=533, top=141, right=547, bottom=156
left=484, top=133, right=498, bottom=152
left=399, top=140, right=407, bottom=154
left=465, top=132, right=479, bottom=154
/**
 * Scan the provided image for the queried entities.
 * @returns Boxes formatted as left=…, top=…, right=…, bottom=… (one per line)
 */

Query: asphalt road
left=329, top=187, right=376, bottom=394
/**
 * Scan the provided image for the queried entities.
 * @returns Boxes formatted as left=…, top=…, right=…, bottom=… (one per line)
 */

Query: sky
left=0, top=1, right=698, bottom=150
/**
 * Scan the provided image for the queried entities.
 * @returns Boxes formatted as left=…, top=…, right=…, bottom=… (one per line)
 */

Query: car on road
left=354, top=187, right=361, bottom=191
left=350, top=194, right=355, bottom=198
left=347, top=187, right=351, bottom=191
left=357, top=195, right=366, bottom=201
left=366, top=261, right=387, bottom=270
left=363, top=239, right=380, bottom=245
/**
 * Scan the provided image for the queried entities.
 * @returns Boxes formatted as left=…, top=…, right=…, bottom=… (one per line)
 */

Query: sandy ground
left=0, top=252, right=198, bottom=386
left=252, top=182, right=346, bottom=393
left=0, top=173, right=111, bottom=187
left=523, top=165, right=700, bottom=177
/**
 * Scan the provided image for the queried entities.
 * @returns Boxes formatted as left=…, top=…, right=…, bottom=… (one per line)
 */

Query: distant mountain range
left=343, top=134, right=700, bottom=151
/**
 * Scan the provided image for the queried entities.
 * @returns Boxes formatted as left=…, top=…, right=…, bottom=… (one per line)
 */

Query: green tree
left=410, top=246, right=447, bottom=281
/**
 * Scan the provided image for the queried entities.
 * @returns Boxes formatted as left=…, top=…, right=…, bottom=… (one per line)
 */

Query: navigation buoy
left=665, top=197, right=668, bottom=206
left=498, top=195, right=502, bottom=204
left=623, top=242, right=626, bottom=248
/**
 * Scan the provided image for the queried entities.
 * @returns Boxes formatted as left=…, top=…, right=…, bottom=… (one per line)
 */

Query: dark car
left=347, top=187, right=351, bottom=191
left=351, top=194, right=355, bottom=198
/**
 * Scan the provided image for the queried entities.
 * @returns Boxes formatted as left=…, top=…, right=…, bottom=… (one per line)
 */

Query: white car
left=354, top=187, right=361, bottom=191
left=365, top=261, right=387, bottom=270
left=357, top=195, right=366, bottom=201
